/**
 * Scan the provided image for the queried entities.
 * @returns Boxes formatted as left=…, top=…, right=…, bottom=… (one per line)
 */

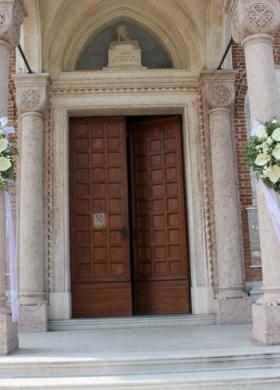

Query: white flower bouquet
left=0, top=117, right=17, bottom=191
left=245, top=119, right=280, bottom=192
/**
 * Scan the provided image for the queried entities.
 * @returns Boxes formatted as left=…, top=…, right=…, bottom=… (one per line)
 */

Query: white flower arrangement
left=0, top=117, right=17, bottom=192
left=245, top=119, right=280, bottom=192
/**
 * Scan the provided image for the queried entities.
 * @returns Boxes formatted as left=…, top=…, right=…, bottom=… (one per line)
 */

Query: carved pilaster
left=0, top=0, right=27, bottom=48
left=201, top=70, right=251, bottom=324
left=14, top=73, right=49, bottom=331
left=225, top=0, right=280, bottom=44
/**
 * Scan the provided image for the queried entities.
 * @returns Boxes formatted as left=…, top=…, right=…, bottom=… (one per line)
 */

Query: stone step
left=1, top=368, right=280, bottom=389
left=1, top=350, right=280, bottom=379
left=48, top=314, right=216, bottom=331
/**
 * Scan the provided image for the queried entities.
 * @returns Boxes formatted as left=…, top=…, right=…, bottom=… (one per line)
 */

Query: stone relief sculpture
left=110, top=24, right=140, bottom=48
left=104, top=24, right=145, bottom=70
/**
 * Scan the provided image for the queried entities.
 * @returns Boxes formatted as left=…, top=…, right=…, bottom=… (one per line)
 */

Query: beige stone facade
left=1, top=0, right=280, bottom=355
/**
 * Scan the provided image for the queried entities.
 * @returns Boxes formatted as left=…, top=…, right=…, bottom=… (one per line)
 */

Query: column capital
left=14, top=73, right=50, bottom=114
left=200, top=70, right=237, bottom=110
left=0, top=0, right=27, bottom=48
left=225, top=0, right=280, bottom=44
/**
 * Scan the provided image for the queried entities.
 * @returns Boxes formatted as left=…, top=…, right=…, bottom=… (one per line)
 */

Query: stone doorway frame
left=48, top=69, right=214, bottom=320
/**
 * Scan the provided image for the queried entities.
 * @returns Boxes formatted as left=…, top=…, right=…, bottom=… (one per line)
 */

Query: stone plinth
left=0, top=192, right=19, bottom=354
left=253, top=298, right=280, bottom=344
left=106, top=43, right=145, bottom=70
left=0, top=314, right=18, bottom=355
left=216, top=297, right=252, bottom=325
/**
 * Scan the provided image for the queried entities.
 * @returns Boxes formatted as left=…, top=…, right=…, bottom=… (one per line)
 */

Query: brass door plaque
left=93, top=213, right=106, bottom=229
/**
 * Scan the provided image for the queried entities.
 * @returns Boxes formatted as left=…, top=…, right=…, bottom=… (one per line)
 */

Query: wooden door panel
left=70, top=117, right=132, bottom=317
left=133, top=280, right=189, bottom=315
left=129, top=116, right=190, bottom=315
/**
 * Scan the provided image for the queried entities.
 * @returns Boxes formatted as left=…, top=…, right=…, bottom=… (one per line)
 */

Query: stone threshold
left=48, top=314, right=216, bottom=331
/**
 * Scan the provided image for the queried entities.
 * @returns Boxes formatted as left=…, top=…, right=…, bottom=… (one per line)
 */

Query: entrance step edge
left=1, top=368, right=280, bottom=389
left=48, top=314, right=216, bottom=331
left=1, top=351, right=280, bottom=379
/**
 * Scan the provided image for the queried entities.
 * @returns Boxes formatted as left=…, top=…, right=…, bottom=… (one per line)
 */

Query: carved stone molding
left=13, top=73, right=50, bottom=113
left=200, top=70, right=237, bottom=110
left=225, top=0, right=280, bottom=44
left=0, top=0, right=27, bottom=48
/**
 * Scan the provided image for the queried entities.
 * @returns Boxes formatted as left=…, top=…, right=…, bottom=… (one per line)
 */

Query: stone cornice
left=200, top=70, right=237, bottom=109
left=0, top=0, right=27, bottom=48
left=225, top=0, right=280, bottom=44
left=13, top=73, right=50, bottom=113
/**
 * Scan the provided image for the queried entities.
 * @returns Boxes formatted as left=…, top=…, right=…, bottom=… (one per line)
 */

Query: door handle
left=133, top=229, right=139, bottom=240
left=120, top=226, right=129, bottom=240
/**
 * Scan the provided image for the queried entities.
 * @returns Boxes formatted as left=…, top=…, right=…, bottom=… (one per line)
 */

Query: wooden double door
left=70, top=116, right=190, bottom=317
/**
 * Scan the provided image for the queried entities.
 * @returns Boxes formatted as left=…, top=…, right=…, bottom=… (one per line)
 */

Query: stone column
left=14, top=74, right=49, bottom=331
left=201, top=70, right=251, bottom=324
left=0, top=0, right=26, bottom=354
left=226, top=0, right=280, bottom=344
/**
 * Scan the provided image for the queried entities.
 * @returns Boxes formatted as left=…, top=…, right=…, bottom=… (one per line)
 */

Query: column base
left=0, top=313, right=18, bottom=355
left=19, top=303, right=49, bottom=332
left=253, top=301, right=280, bottom=345
left=49, top=292, right=71, bottom=320
left=216, top=296, right=252, bottom=325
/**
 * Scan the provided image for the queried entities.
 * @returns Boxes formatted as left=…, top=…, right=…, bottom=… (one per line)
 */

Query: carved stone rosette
left=225, top=0, right=280, bottom=44
left=200, top=70, right=236, bottom=110
left=14, top=73, right=50, bottom=114
left=0, top=0, right=27, bottom=48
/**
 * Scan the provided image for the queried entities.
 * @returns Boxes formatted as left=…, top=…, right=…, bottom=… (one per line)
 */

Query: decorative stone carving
left=14, top=74, right=49, bottom=114
left=206, top=84, right=234, bottom=108
left=20, top=88, right=40, bottom=111
left=0, top=0, right=27, bottom=48
left=111, top=25, right=140, bottom=49
left=104, top=24, right=146, bottom=70
left=248, top=2, right=274, bottom=29
left=225, top=0, right=280, bottom=44
left=202, top=72, right=236, bottom=109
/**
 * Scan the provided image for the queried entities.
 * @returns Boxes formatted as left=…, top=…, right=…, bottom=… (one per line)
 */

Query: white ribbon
left=1, top=116, right=19, bottom=322
left=260, top=181, right=280, bottom=243
left=4, top=191, right=19, bottom=322
left=251, top=121, right=280, bottom=243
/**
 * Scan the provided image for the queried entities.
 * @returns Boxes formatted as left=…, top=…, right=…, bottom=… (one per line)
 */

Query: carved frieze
left=225, top=0, right=280, bottom=44
left=0, top=0, right=27, bottom=47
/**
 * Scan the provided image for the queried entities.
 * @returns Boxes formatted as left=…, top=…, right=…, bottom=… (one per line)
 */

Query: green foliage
left=0, top=123, right=17, bottom=192
left=245, top=136, right=262, bottom=165
left=245, top=119, right=280, bottom=193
